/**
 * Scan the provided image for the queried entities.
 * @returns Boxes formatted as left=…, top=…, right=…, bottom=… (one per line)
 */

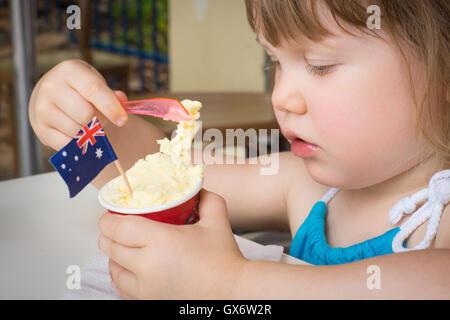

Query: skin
left=29, top=6, right=450, bottom=299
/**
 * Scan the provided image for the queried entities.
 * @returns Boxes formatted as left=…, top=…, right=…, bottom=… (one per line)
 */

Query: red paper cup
left=98, top=178, right=203, bottom=225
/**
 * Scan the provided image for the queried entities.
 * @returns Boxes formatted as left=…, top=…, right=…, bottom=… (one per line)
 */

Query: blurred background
left=0, top=0, right=289, bottom=181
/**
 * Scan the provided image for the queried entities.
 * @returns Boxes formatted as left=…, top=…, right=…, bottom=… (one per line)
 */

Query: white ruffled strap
left=320, top=188, right=340, bottom=204
left=389, top=170, right=450, bottom=253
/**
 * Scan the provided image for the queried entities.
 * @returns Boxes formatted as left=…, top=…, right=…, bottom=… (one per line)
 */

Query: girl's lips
left=281, top=130, right=320, bottom=157
left=290, top=138, right=320, bottom=158
left=282, top=130, right=311, bottom=143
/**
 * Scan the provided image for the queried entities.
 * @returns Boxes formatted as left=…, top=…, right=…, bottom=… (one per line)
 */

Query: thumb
left=97, top=90, right=128, bottom=128
left=114, top=90, right=128, bottom=102
left=98, top=90, right=129, bottom=128
left=197, top=189, right=230, bottom=228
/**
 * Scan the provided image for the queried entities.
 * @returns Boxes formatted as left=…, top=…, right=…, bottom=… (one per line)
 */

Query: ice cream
left=157, top=99, right=202, bottom=165
left=101, top=99, right=204, bottom=209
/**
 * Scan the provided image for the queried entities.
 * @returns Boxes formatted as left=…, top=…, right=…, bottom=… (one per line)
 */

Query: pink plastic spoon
left=121, top=98, right=193, bottom=122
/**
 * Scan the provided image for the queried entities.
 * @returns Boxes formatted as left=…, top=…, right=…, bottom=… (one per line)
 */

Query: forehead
left=255, top=28, right=361, bottom=54
left=252, top=0, right=376, bottom=52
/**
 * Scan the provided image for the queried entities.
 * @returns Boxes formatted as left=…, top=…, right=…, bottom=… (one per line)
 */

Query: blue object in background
left=49, top=117, right=117, bottom=198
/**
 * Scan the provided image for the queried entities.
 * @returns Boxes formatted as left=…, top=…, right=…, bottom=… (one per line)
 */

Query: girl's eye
left=305, top=63, right=336, bottom=76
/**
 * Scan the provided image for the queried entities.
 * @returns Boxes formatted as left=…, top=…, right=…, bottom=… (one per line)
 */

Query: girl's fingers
left=98, top=233, right=142, bottom=272
left=64, top=61, right=128, bottom=126
left=50, top=86, right=97, bottom=127
left=114, top=90, right=128, bottom=102
left=111, top=281, right=135, bottom=300
left=42, top=104, right=83, bottom=139
left=41, top=126, right=72, bottom=151
left=98, top=213, right=156, bottom=248
left=197, top=189, right=230, bottom=228
left=108, top=259, right=139, bottom=300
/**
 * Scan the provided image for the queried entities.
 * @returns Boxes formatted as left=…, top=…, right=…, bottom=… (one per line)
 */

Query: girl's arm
left=233, top=249, right=450, bottom=299
left=201, top=151, right=307, bottom=232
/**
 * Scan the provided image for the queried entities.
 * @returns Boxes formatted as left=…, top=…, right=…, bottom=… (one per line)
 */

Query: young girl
left=29, top=0, right=449, bottom=298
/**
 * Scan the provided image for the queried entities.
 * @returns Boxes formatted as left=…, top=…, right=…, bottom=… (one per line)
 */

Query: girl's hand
left=98, top=189, right=248, bottom=299
left=29, top=59, right=128, bottom=151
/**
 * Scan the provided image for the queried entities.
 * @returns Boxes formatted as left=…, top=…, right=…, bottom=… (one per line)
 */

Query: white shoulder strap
left=320, top=188, right=340, bottom=204
left=389, top=170, right=450, bottom=253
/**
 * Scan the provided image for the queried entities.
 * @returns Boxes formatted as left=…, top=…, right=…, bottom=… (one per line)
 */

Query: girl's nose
left=271, top=79, right=307, bottom=115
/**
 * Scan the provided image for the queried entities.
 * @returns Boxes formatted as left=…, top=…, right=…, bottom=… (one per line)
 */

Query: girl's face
left=258, top=13, right=427, bottom=189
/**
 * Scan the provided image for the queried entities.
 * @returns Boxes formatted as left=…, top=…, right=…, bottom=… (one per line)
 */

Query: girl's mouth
left=290, top=138, right=320, bottom=158
left=281, top=129, right=321, bottom=158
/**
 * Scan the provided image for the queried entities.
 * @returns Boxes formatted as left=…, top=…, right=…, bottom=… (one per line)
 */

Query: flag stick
left=114, top=160, right=133, bottom=197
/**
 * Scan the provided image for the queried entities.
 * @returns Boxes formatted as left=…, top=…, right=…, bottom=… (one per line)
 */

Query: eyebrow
left=256, top=33, right=343, bottom=53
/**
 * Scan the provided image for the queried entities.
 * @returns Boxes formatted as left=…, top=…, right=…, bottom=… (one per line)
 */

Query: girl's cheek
left=311, top=62, right=408, bottom=154
left=311, top=78, right=419, bottom=186
left=311, top=96, right=370, bottom=154
left=273, top=109, right=285, bottom=128
left=311, top=93, right=390, bottom=173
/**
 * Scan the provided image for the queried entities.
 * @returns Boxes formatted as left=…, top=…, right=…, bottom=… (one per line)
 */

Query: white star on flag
left=95, top=148, right=103, bottom=159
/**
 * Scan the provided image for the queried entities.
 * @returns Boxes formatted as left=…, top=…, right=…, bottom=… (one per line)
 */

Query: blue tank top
left=289, top=170, right=450, bottom=265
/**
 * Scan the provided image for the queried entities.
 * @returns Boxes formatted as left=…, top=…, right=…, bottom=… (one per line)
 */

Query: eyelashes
left=264, top=59, right=336, bottom=77
left=305, top=63, right=336, bottom=76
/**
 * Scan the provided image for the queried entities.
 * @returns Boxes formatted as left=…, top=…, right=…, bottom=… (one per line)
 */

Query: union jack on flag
left=75, top=117, right=106, bottom=155
left=50, top=116, right=117, bottom=198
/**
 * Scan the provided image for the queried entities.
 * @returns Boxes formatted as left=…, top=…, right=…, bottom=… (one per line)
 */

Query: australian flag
left=49, top=116, right=117, bottom=198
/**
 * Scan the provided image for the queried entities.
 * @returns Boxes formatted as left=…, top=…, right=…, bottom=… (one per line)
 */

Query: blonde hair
left=245, top=0, right=449, bottom=168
